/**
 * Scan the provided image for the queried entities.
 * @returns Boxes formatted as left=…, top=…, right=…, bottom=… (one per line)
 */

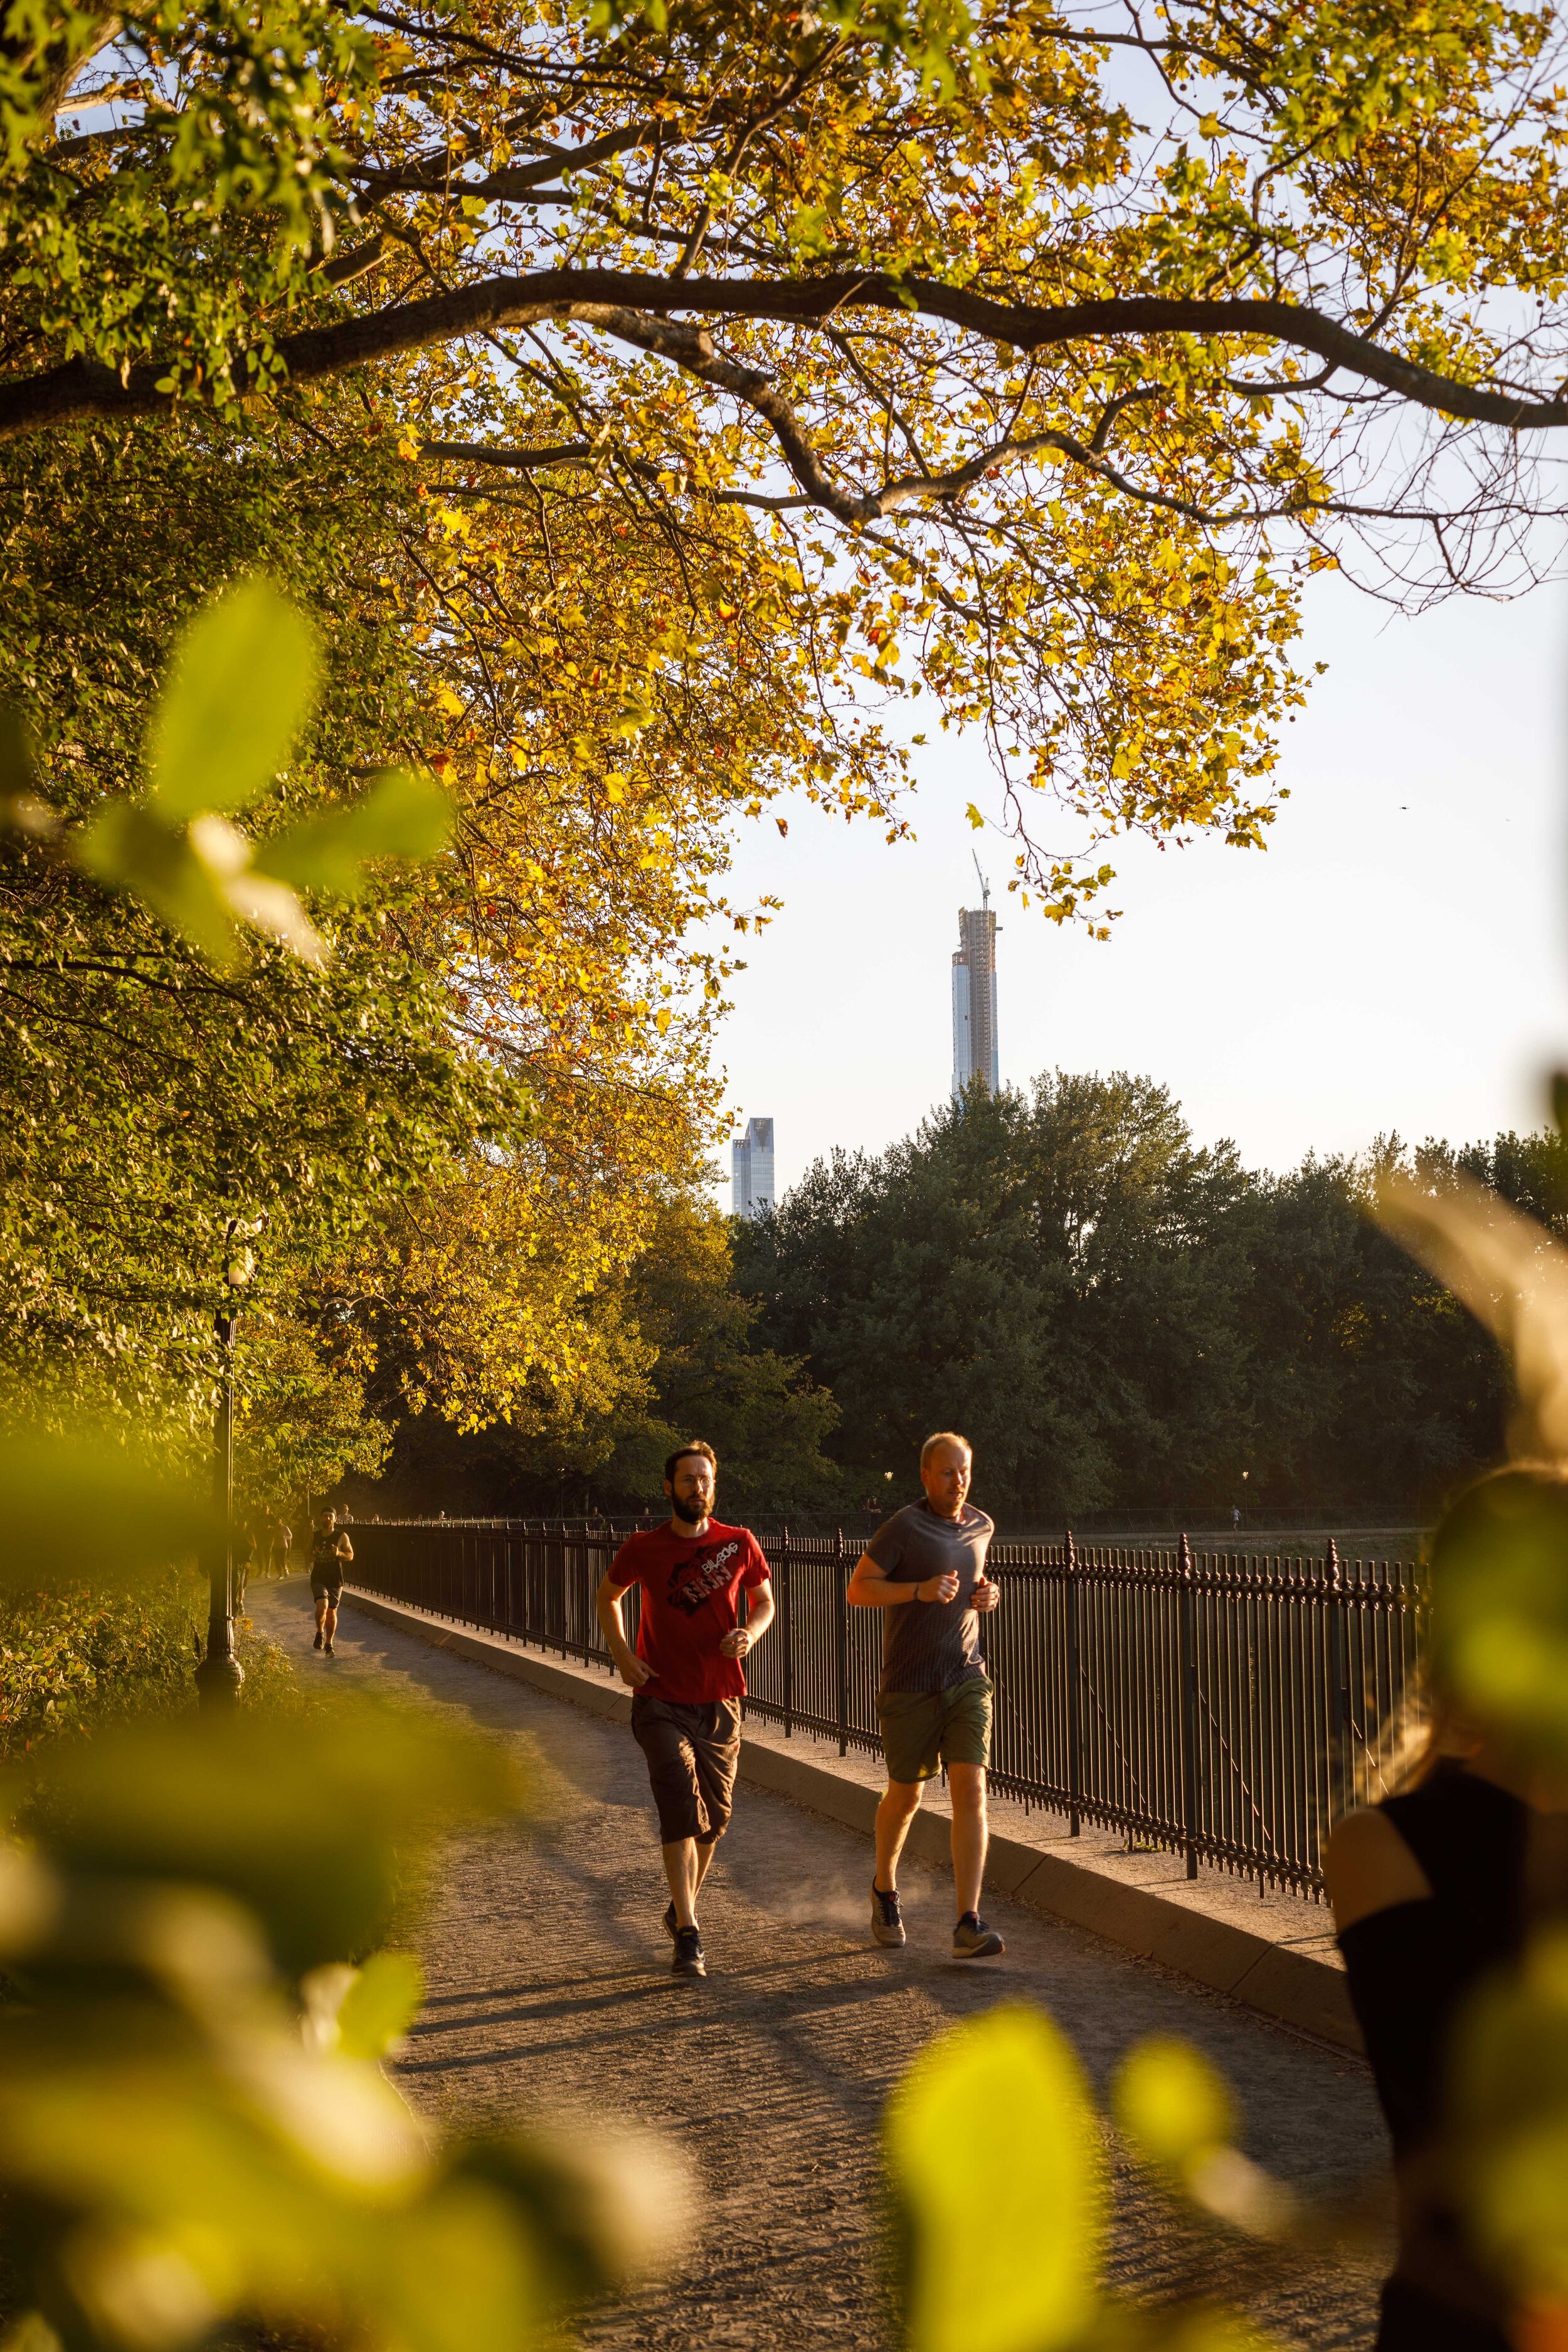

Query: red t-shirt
left=610, top=1519, right=771, bottom=1703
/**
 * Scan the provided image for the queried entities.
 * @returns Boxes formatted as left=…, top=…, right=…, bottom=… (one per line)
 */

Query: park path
left=247, top=1579, right=1391, bottom=2350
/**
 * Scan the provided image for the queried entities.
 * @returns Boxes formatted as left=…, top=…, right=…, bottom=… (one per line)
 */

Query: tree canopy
left=361, top=1194, right=845, bottom=1517
left=0, top=389, right=833, bottom=1480
left=733, top=1073, right=1518, bottom=1520
left=12, top=0, right=1568, bottom=913
left=11, top=0, right=1568, bottom=1504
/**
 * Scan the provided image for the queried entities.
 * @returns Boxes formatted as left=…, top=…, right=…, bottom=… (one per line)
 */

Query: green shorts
left=877, top=1675, right=992, bottom=1785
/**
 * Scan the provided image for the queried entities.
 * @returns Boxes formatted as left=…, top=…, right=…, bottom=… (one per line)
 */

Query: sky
left=709, top=566, right=1568, bottom=1200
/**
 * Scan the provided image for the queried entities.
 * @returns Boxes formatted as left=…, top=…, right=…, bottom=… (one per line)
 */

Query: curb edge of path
left=342, top=1588, right=1362, bottom=2056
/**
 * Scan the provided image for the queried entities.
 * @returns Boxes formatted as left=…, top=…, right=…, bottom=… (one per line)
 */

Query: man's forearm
left=744, top=1594, right=775, bottom=1643
left=596, top=1586, right=633, bottom=1658
left=847, top=1575, right=921, bottom=1607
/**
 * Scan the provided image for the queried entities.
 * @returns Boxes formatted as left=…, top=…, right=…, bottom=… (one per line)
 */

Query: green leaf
left=337, top=1951, right=426, bottom=2060
left=883, top=2003, right=1103, bottom=2352
left=73, top=803, right=331, bottom=968
left=253, top=771, right=453, bottom=896
left=0, top=1436, right=217, bottom=1590
left=1426, top=1472, right=1568, bottom=1762
left=1449, top=1924, right=1568, bottom=2306
left=28, top=1702, right=522, bottom=1976
left=1113, top=2038, right=1235, bottom=2171
left=73, top=802, right=241, bottom=967
left=147, top=579, right=320, bottom=819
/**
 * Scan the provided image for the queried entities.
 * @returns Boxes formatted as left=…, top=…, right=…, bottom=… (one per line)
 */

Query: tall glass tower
left=951, top=899, right=999, bottom=1097
left=731, top=1116, right=776, bottom=1217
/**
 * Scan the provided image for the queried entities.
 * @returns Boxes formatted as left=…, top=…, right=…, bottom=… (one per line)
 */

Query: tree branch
left=419, top=438, right=595, bottom=469
left=350, top=120, right=658, bottom=199
left=6, top=270, right=1567, bottom=446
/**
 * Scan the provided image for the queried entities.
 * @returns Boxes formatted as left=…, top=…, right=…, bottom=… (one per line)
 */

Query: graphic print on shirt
left=667, top=1540, right=743, bottom=1616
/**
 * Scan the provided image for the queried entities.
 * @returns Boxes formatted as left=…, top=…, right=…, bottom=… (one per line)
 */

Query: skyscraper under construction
left=951, top=890, right=999, bottom=1098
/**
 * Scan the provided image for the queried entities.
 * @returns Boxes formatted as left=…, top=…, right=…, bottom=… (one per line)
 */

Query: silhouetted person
left=310, top=1509, right=352, bottom=1657
left=1328, top=1465, right=1568, bottom=2350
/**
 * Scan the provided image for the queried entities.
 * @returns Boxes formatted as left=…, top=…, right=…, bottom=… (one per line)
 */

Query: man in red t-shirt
left=596, top=1441, right=773, bottom=1978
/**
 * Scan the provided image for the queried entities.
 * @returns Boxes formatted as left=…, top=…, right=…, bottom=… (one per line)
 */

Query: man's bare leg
left=662, top=1838, right=701, bottom=1928
left=947, top=1762, right=988, bottom=1919
left=874, top=1778, right=924, bottom=1892
left=659, top=1834, right=719, bottom=1931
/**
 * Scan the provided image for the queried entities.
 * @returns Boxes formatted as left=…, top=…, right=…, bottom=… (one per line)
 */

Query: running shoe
left=324, top=1641, right=336, bottom=1658
left=952, top=1912, right=1005, bottom=1958
left=871, top=1882, right=906, bottom=1947
left=672, top=1926, right=706, bottom=1978
left=313, top=1631, right=323, bottom=1651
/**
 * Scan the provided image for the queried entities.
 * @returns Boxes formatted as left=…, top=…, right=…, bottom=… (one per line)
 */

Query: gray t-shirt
left=864, top=1500, right=995, bottom=1695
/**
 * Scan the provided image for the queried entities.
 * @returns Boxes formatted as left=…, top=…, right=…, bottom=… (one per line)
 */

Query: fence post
left=780, top=1525, right=793, bottom=1739
left=1328, top=1538, right=1353, bottom=1823
left=1178, top=1532, right=1199, bottom=1880
left=1064, top=1529, right=1083, bottom=1837
left=835, top=1525, right=849, bottom=1757
left=558, top=1523, right=569, bottom=1661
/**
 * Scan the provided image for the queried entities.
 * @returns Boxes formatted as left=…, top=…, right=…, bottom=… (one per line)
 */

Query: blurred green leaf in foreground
left=0, top=1436, right=218, bottom=1594
left=884, top=1996, right=1349, bottom=2348
left=7, top=577, right=452, bottom=970
left=885, top=2003, right=1104, bottom=2352
left=0, top=1698, right=685, bottom=2352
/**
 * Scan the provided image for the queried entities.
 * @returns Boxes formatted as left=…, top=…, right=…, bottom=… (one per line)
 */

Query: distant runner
left=596, top=1443, right=774, bottom=1979
left=847, top=1431, right=1005, bottom=1957
left=310, top=1508, right=353, bottom=1657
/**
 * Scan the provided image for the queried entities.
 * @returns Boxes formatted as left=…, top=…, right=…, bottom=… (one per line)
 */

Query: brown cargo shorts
left=630, top=1693, right=742, bottom=1845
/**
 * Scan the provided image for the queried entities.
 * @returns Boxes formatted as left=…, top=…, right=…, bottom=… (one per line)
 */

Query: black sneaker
left=324, top=1641, right=336, bottom=1658
left=871, top=1882, right=906, bottom=1947
left=953, top=1912, right=1005, bottom=1959
left=672, top=1926, right=706, bottom=1978
left=663, top=1902, right=679, bottom=1942
left=313, top=1631, right=323, bottom=1650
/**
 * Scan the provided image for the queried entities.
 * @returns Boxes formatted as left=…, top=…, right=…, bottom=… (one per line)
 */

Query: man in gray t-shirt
left=847, top=1432, right=1004, bottom=1959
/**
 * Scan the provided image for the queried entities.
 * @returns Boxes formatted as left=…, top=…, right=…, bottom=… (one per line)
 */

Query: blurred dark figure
left=310, top=1509, right=352, bottom=1658
left=233, top=1524, right=256, bottom=1614
left=1327, top=1465, right=1568, bottom=2351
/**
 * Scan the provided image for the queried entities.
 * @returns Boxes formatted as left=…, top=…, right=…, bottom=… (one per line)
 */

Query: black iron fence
left=346, top=1519, right=1426, bottom=1900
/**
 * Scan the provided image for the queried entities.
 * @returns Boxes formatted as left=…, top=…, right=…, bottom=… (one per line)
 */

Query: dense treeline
left=727, top=1074, right=1557, bottom=1523
left=366, top=1073, right=1555, bottom=1527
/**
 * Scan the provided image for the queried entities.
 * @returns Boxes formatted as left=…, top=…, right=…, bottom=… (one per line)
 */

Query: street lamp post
left=194, top=1305, right=244, bottom=1708
left=194, top=1217, right=264, bottom=1710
